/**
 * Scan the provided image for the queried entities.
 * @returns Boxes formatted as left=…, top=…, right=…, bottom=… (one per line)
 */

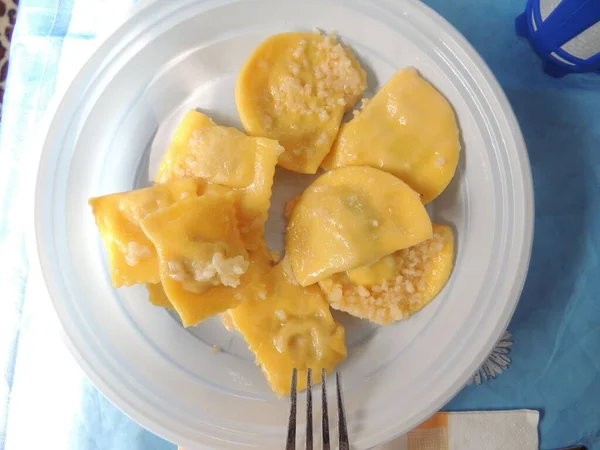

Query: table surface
left=1, top=0, right=599, bottom=449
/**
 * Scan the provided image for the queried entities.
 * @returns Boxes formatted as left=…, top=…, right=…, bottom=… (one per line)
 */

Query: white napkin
left=375, top=410, right=539, bottom=450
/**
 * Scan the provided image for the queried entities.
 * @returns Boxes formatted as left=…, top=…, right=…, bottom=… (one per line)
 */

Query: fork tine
left=306, top=369, right=313, bottom=450
left=322, top=369, right=330, bottom=450
left=336, top=372, right=349, bottom=450
left=286, top=368, right=297, bottom=450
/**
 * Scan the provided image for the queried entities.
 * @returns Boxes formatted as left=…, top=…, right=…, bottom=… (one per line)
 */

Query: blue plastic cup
left=516, top=0, right=600, bottom=76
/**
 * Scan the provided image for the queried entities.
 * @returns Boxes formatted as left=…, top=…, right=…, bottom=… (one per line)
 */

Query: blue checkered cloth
left=0, top=1, right=599, bottom=449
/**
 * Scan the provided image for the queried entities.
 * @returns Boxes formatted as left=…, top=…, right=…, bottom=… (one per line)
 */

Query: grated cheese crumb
left=270, top=33, right=366, bottom=121
left=123, top=242, right=152, bottom=266
left=318, top=232, right=450, bottom=325
left=166, top=252, right=249, bottom=293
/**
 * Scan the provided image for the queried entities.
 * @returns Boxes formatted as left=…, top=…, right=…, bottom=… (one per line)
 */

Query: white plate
left=34, top=0, right=534, bottom=448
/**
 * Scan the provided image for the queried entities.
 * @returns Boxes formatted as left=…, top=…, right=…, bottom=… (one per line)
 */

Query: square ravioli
left=156, top=110, right=283, bottom=250
left=228, top=264, right=347, bottom=396
left=140, top=193, right=250, bottom=327
left=88, top=179, right=200, bottom=287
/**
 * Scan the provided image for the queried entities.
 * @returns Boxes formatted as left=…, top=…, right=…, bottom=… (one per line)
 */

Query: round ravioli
left=236, top=32, right=367, bottom=174
left=286, top=166, right=432, bottom=286
left=322, top=68, right=460, bottom=203
left=319, top=224, right=455, bottom=324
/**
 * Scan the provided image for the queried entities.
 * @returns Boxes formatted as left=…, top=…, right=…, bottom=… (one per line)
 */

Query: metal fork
left=286, top=368, right=348, bottom=450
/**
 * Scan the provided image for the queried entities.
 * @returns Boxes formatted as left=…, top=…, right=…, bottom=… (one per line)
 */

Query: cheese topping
left=319, top=224, right=455, bottom=324
left=236, top=32, right=367, bottom=174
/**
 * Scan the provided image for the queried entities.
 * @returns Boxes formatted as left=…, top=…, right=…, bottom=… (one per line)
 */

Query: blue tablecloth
left=1, top=1, right=599, bottom=449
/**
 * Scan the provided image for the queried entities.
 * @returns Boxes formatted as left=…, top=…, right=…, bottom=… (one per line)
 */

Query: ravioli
left=228, top=264, right=346, bottom=396
left=156, top=110, right=283, bottom=251
left=88, top=178, right=200, bottom=287
left=146, top=283, right=173, bottom=309
left=319, top=224, right=454, bottom=324
left=140, top=194, right=249, bottom=327
left=322, top=68, right=460, bottom=203
left=236, top=32, right=367, bottom=174
left=286, top=166, right=432, bottom=286
left=87, top=34, right=462, bottom=399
